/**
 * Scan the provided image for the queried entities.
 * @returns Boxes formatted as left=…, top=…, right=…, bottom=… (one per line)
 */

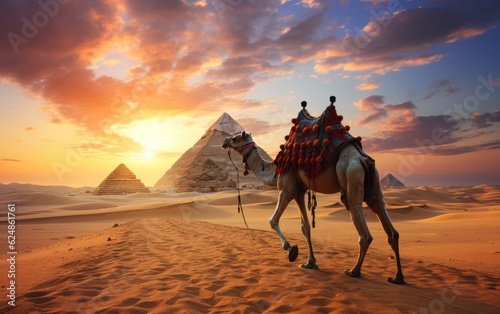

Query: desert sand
left=0, top=183, right=499, bottom=313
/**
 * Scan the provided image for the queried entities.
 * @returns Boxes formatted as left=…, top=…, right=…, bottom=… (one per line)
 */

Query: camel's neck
left=237, top=143, right=277, bottom=186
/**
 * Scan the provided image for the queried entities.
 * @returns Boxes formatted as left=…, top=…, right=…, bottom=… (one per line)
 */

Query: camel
left=221, top=97, right=405, bottom=284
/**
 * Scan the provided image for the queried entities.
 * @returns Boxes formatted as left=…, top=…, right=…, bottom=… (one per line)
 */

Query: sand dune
left=0, top=184, right=499, bottom=312
left=1, top=219, right=499, bottom=313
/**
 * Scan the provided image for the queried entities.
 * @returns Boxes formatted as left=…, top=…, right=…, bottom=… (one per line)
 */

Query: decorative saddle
left=274, top=96, right=362, bottom=179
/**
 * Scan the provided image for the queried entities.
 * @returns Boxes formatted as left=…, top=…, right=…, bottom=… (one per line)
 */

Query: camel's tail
left=361, top=160, right=376, bottom=203
left=353, top=142, right=376, bottom=204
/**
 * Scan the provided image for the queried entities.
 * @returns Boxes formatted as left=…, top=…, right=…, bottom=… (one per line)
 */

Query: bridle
left=235, top=141, right=256, bottom=153
left=227, top=143, right=250, bottom=229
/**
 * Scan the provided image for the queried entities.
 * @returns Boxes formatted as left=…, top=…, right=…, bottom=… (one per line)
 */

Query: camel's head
left=221, top=131, right=254, bottom=152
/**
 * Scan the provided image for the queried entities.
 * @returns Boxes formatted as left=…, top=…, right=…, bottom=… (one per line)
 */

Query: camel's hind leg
left=367, top=176, right=405, bottom=284
left=342, top=160, right=373, bottom=278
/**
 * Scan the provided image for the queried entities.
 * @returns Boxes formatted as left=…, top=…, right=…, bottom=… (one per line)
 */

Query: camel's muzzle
left=221, top=138, right=231, bottom=149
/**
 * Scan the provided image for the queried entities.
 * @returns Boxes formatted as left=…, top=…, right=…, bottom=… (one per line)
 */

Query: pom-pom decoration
left=275, top=97, right=361, bottom=179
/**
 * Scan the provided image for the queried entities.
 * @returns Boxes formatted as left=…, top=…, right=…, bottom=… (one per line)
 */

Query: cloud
left=354, top=95, right=416, bottom=125
left=356, top=80, right=380, bottom=90
left=1, top=0, right=286, bottom=154
left=355, top=93, right=500, bottom=156
left=72, top=131, right=144, bottom=157
left=419, top=140, right=500, bottom=156
left=297, top=0, right=325, bottom=9
left=1, top=158, right=21, bottom=162
left=317, top=1, right=500, bottom=74
left=0, top=0, right=128, bottom=133
left=444, top=86, right=460, bottom=96
left=361, top=113, right=463, bottom=154
left=24, top=126, right=35, bottom=131
left=423, top=79, right=460, bottom=100
left=355, top=94, right=464, bottom=154
left=471, top=110, right=500, bottom=128
left=102, top=59, right=122, bottom=66
left=0, top=0, right=334, bottom=143
left=0, top=0, right=499, bottom=157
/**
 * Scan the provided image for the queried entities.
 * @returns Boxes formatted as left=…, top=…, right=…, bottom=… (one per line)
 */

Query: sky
left=0, top=0, right=499, bottom=187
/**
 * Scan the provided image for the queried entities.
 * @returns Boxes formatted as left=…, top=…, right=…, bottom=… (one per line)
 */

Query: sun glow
left=109, top=115, right=214, bottom=154
left=144, top=150, right=154, bottom=159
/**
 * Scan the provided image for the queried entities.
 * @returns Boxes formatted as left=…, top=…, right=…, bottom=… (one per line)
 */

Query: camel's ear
left=242, top=131, right=247, bottom=139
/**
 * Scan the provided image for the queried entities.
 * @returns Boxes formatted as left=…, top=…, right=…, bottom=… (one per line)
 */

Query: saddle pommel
left=330, top=95, right=336, bottom=105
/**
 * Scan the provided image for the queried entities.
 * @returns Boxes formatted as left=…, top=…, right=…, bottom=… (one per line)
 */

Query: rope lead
left=227, top=149, right=250, bottom=229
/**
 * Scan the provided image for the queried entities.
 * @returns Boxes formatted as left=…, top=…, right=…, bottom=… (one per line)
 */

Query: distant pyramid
left=380, top=173, right=405, bottom=188
left=154, top=112, right=273, bottom=192
left=92, top=164, right=150, bottom=195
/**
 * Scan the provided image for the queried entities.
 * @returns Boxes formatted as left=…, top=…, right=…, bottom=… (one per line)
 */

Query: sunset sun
left=144, top=150, right=154, bottom=159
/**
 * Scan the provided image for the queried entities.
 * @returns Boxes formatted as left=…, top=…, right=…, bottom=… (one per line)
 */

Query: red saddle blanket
left=274, top=104, right=361, bottom=179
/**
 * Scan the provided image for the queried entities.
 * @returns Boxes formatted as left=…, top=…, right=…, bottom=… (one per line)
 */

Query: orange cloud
left=316, top=4, right=498, bottom=74
left=1, top=0, right=498, bottom=158
left=356, top=81, right=380, bottom=90
left=354, top=94, right=500, bottom=156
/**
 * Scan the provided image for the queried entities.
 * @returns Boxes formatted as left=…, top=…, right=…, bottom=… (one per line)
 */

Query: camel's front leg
left=296, top=194, right=318, bottom=269
left=269, top=190, right=298, bottom=262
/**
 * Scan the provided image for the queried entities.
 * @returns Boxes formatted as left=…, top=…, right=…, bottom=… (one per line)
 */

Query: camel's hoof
left=388, top=274, right=406, bottom=284
left=288, top=245, right=298, bottom=262
left=300, top=261, right=319, bottom=270
left=344, top=269, right=361, bottom=278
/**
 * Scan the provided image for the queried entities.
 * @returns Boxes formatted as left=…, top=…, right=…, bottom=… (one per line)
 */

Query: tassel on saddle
left=307, top=190, right=317, bottom=228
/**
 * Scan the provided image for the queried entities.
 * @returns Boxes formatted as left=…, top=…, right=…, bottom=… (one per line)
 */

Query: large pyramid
left=380, top=173, right=405, bottom=188
left=93, top=163, right=150, bottom=195
left=154, top=112, right=273, bottom=192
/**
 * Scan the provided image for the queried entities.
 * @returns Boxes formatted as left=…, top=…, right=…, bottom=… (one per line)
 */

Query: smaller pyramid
left=92, top=164, right=150, bottom=195
left=380, top=173, right=405, bottom=188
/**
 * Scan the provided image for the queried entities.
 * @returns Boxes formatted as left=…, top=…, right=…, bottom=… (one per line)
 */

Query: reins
left=227, top=149, right=250, bottom=229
